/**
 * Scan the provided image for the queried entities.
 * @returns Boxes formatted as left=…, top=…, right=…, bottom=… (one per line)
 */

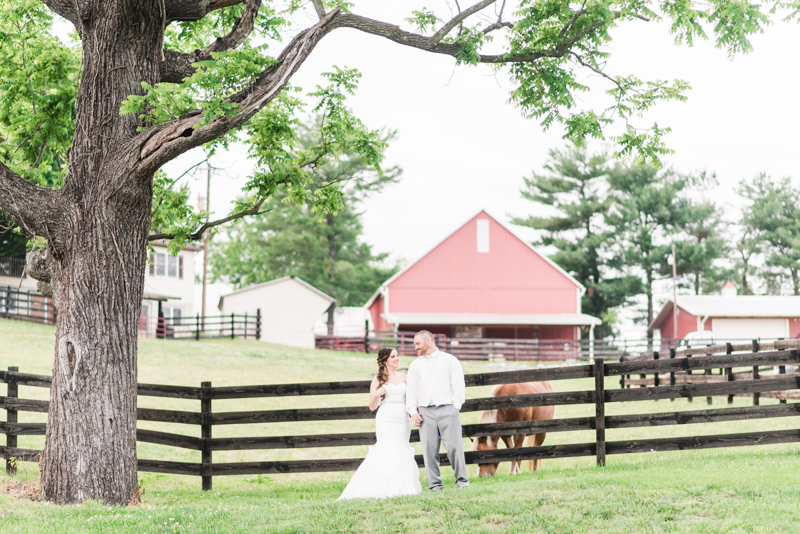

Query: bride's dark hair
left=376, top=348, right=393, bottom=391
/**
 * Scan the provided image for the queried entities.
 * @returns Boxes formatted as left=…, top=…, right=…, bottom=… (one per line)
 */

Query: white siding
left=711, top=318, right=789, bottom=341
left=142, top=246, right=196, bottom=335
left=220, top=278, right=333, bottom=348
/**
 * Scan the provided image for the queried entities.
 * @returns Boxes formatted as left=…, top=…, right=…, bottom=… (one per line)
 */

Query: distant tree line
left=513, top=146, right=800, bottom=340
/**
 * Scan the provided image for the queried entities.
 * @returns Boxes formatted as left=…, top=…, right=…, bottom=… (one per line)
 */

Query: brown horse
left=470, top=381, right=554, bottom=477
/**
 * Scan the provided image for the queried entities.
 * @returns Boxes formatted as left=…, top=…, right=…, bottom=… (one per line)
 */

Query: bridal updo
left=376, top=348, right=393, bottom=389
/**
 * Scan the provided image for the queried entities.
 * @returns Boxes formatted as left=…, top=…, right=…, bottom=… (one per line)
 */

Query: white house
left=141, top=242, right=199, bottom=336
left=218, top=276, right=335, bottom=349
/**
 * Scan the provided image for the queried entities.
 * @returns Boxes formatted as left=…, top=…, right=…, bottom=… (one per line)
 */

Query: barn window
left=477, top=219, right=490, bottom=253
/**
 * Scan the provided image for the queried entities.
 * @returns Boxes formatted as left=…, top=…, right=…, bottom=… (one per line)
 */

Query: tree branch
left=160, top=0, right=262, bottom=83
left=148, top=200, right=268, bottom=241
left=40, top=0, right=80, bottom=27
left=431, top=0, right=497, bottom=44
left=165, top=0, right=245, bottom=22
left=0, top=161, right=67, bottom=244
left=329, top=10, right=627, bottom=64
left=311, top=0, right=326, bottom=19
left=135, top=8, right=343, bottom=175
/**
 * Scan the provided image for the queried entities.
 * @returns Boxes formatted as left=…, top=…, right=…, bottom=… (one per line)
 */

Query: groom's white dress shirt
left=406, top=349, right=466, bottom=416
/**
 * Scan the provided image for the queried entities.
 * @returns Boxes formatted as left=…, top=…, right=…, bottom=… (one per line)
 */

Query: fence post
left=255, top=309, right=261, bottom=340
left=594, top=357, right=606, bottom=467
left=686, top=352, right=693, bottom=404
left=752, top=340, right=760, bottom=406
left=231, top=313, right=235, bottom=340
left=196, top=313, right=200, bottom=341
left=5, top=367, right=18, bottom=475
left=201, top=381, right=212, bottom=490
left=726, top=343, right=734, bottom=405
left=619, top=355, right=625, bottom=389
left=653, top=351, right=660, bottom=391
left=705, top=351, right=713, bottom=406
left=669, top=347, right=676, bottom=402
left=363, top=320, right=369, bottom=353
left=244, top=312, right=248, bottom=339
left=777, top=339, right=786, bottom=404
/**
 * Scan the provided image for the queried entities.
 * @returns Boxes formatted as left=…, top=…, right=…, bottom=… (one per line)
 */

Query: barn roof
left=363, top=210, right=585, bottom=309
left=218, top=276, right=335, bottom=309
left=385, top=312, right=601, bottom=326
left=650, top=295, right=800, bottom=330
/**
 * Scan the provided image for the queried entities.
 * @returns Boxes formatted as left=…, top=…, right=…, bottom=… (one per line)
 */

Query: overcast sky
left=158, top=3, right=800, bottom=336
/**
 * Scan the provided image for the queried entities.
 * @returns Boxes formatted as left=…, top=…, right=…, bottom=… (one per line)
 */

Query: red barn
left=365, top=211, right=600, bottom=342
left=651, top=282, right=800, bottom=343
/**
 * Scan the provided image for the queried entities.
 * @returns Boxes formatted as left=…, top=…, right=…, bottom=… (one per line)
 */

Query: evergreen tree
left=738, top=173, right=800, bottom=295
left=606, top=164, right=691, bottom=343
left=512, top=146, right=640, bottom=338
left=665, top=174, right=727, bottom=295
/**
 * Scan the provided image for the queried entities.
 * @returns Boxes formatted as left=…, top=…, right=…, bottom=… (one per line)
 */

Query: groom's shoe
left=429, top=486, right=443, bottom=492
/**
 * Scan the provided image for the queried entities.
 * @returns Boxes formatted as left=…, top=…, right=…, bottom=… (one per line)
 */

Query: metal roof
left=650, top=295, right=800, bottom=330
left=383, top=312, right=601, bottom=326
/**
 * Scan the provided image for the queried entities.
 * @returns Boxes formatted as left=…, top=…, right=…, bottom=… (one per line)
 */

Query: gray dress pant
left=418, top=405, right=469, bottom=490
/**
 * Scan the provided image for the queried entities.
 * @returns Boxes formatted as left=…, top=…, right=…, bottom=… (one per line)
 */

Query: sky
left=153, top=3, right=800, bottom=337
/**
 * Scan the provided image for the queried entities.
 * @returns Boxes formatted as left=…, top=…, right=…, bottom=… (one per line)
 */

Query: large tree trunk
left=42, top=212, right=150, bottom=504
left=39, top=0, right=163, bottom=505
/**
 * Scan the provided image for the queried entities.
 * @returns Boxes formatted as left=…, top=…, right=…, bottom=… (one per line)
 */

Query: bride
left=338, top=348, right=422, bottom=500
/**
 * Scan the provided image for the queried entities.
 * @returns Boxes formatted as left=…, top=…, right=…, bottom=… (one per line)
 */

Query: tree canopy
left=0, top=0, right=796, bottom=505
left=211, top=117, right=401, bottom=306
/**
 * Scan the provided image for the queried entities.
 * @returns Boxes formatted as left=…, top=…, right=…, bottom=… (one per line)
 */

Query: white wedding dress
left=338, top=382, right=422, bottom=500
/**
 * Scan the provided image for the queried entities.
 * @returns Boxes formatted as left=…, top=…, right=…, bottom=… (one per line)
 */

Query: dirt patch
left=1, top=479, right=42, bottom=501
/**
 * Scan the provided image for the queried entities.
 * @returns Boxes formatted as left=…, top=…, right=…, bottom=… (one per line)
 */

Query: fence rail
left=0, top=256, right=25, bottom=278
left=0, top=286, right=56, bottom=325
left=317, top=332, right=800, bottom=362
left=0, top=287, right=260, bottom=340
left=4, top=339, right=800, bottom=488
left=154, top=311, right=261, bottom=340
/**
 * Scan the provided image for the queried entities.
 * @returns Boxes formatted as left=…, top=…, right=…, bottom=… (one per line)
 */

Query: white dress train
left=338, top=382, right=422, bottom=500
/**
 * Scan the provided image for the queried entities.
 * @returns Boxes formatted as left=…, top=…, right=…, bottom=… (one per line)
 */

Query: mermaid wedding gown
left=338, top=382, right=422, bottom=500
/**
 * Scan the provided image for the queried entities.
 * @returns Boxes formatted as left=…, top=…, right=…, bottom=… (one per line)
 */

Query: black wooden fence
left=154, top=311, right=261, bottom=340
left=0, top=286, right=57, bottom=325
left=3, top=339, right=800, bottom=489
left=0, top=287, right=260, bottom=340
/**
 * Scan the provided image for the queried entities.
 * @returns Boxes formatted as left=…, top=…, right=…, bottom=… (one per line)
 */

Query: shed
left=219, top=276, right=335, bottom=349
left=650, top=283, right=800, bottom=343
left=364, top=211, right=600, bottom=341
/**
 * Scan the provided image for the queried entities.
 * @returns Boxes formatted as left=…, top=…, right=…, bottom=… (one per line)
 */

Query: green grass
left=2, top=318, right=800, bottom=533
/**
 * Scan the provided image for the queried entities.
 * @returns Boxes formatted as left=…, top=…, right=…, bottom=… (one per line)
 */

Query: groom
left=406, top=330, right=469, bottom=491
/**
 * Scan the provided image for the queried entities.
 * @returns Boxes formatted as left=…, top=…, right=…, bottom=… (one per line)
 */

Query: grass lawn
left=2, top=318, right=800, bottom=533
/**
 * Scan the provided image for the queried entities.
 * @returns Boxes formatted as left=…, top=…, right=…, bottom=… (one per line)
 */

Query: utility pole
left=201, top=165, right=212, bottom=326
left=672, top=243, right=678, bottom=343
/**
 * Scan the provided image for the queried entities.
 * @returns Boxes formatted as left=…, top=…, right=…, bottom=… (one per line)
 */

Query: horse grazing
left=470, top=381, right=554, bottom=477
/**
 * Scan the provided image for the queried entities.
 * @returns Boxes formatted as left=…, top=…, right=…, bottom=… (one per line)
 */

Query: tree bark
left=37, top=0, right=165, bottom=505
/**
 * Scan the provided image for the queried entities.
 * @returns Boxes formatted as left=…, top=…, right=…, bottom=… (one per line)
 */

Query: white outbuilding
left=218, top=276, right=335, bottom=349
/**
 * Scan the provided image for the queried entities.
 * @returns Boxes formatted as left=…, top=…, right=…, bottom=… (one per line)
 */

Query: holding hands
left=411, top=413, right=423, bottom=427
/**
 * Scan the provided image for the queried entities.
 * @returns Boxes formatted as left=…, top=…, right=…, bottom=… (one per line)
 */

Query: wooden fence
left=0, top=287, right=259, bottom=341
left=155, top=311, right=261, bottom=340
left=316, top=332, right=674, bottom=361
left=0, top=286, right=57, bottom=325
left=3, top=339, right=800, bottom=489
